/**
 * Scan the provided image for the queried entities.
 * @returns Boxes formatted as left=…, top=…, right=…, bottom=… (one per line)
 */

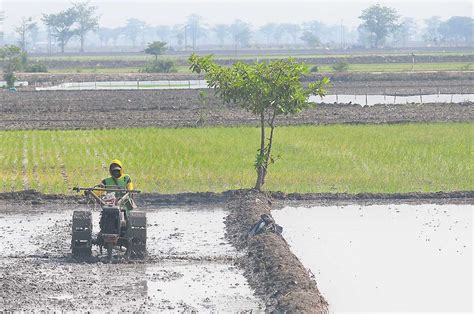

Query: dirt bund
left=1, top=189, right=472, bottom=209
left=224, top=190, right=328, bottom=312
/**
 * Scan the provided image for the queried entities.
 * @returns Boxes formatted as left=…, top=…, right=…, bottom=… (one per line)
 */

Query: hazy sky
left=1, top=0, right=472, bottom=32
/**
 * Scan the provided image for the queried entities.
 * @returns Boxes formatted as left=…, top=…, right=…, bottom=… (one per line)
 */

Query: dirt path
left=0, top=205, right=263, bottom=311
left=1, top=89, right=472, bottom=130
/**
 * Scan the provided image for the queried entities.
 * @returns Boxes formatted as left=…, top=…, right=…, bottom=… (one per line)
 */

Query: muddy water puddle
left=0, top=207, right=262, bottom=311
left=273, top=204, right=473, bottom=312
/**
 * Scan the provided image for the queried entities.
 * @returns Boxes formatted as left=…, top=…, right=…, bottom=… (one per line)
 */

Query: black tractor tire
left=106, top=243, right=113, bottom=262
left=126, top=211, right=147, bottom=259
left=71, top=211, right=92, bottom=258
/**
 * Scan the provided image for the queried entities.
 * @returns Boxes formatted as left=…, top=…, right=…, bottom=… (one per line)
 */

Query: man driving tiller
left=72, top=159, right=145, bottom=260
left=95, top=159, right=136, bottom=212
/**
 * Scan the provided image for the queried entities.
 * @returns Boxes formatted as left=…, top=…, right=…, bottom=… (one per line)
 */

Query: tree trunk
left=254, top=112, right=266, bottom=191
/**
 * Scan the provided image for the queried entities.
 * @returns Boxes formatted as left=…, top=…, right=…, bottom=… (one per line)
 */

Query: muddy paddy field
left=1, top=191, right=472, bottom=312
left=1, top=89, right=473, bottom=130
left=0, top=199, right=262, bottom=311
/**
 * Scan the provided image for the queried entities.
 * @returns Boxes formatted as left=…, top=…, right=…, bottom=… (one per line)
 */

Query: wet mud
left=1, top=89, right=473, bottom=130
left=0, top=206, right=263, bottom=311
left=1, top=190, right=472, bottom=311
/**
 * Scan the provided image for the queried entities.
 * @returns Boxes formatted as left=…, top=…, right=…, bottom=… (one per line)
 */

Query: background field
left=0, top=123, right=472, bottom=194
left=47, top=62, right=473, bottom=74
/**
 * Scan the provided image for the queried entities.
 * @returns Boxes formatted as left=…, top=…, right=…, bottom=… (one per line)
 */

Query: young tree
left=42, top=8, right=78, bottom=53
left=72, top=1, right=100, bottom=53
left=0, top=45, right=22, bottom=88
left=15, top=17, right=37, bottom=52
left=228, top=20, right=251, bottom=49
left=358, top=4, right=400, bottom=48
left=144, top=41, right=167, bottom=60
left=189, top=54, right=331, bottom=190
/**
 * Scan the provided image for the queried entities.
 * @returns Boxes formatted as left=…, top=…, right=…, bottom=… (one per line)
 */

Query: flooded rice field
left=273, top=204, right=473, bottom=312
left=0, top=206, right=263, bottom=311
left=31, top=80, right=474, bottom=106
left=35, top=80, right=208, bottom=91
left=309, top=93, right=474, bottom=106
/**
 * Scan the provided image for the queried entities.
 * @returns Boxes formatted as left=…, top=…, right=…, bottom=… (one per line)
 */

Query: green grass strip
left=0, top=123, right=472, bottom=194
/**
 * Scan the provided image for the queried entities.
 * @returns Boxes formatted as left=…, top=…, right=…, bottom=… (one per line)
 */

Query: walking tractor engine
left=71, top=186, right=147, bottom=261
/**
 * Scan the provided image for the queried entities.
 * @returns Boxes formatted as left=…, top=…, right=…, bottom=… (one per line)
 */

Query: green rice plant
left=0, top=123, right=472, bottom=194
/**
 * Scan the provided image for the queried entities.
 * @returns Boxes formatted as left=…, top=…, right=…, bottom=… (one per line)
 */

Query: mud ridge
left=1, top=189, right=473, bottom=208
left=224, top=190, right=328, bottom=312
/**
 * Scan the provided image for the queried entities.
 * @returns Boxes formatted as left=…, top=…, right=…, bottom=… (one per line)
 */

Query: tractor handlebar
left=73, top=187, right=141, bottom=193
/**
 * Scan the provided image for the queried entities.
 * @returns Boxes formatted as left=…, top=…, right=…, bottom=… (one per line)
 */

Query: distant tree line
left=1, top=3, right=473, bottom=53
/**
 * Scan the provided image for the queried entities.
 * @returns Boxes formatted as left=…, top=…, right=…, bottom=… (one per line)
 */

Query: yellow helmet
left=109, top=159, right=124, bottom=177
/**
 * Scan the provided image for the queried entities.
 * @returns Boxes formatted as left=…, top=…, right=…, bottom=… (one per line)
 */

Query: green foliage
left=332, top=61, right=350, bottom=72
left=189, top=53, right=331, bottom=190
left=144, top=41, right=168, bottom=60
left=0, top=45, right=22, bottom=88
left=359, top=4, right=400, bottom=48
left=309, top=65, right=319, bottom=73
left=25, top=61, right=48, bottom=72
left=139, top=59, right=176, bottom=73
left=0, top=124, right=471, bottom=194
left=72, top=1, right=100, bottom=52
left=42, top=8, right=78, bottom=53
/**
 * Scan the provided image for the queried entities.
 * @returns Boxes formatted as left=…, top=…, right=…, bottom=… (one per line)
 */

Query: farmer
left=96, top=159, right=136, bottom=211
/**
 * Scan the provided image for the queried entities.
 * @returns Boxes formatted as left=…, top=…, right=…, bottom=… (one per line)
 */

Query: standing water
left=273, top=204, right=472, bottom=313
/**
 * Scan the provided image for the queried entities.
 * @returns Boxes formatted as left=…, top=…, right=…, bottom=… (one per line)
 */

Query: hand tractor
left=71, top=186, right=146, bottom=261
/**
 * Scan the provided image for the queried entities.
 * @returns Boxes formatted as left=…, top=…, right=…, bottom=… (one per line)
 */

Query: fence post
left=189, top=80, right=191, bottom=89
left=419, top=89, right=423, bottom=103
left=365, top=93, right=368, bottom=106
left=168, top=80, right=171, bottom=89
left=137, top=80, right=139, bottom=90
left=394, top=92, right=397, bottom=103
left=336, top=94, right=338, bottom=103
